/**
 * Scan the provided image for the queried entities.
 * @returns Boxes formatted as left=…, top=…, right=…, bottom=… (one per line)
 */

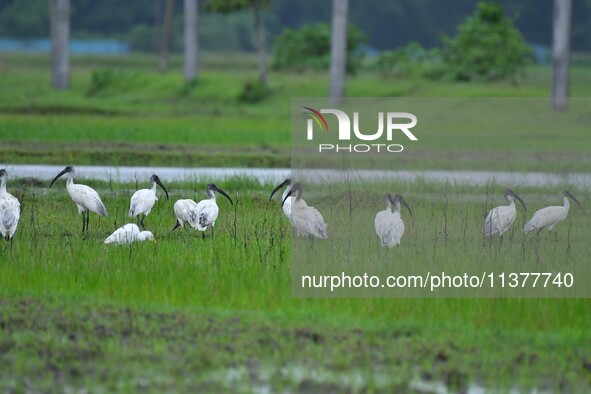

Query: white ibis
left=50, top=166, right=108, bottom=234
left=171, top=199, right=199, bottom=231
left=375, top=193, right=412, bottom=248
left=283, top=183, right=328, bottom=239
left=104, top=223, right=156, bottom=245
left=524, top=191, right=581, bottom=235
left=482, top=188, right=526, bottom=243
left=0, top=169, right=21, bottom=248
left=269, top=178, right=293, bottom=220
left=129, top=174, right=169, bottom=229
left=172, top=184, right=233, bottom=239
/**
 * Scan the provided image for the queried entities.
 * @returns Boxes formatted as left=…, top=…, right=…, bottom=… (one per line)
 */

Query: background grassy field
left=1, top=53, right=591, bottom=170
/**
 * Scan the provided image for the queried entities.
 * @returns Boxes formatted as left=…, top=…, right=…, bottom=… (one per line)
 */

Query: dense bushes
left=376, top=1, right=532, bottom=83
left=441, top=1, right=532, bottom=82
left=272, top=23, right=366, bottom=74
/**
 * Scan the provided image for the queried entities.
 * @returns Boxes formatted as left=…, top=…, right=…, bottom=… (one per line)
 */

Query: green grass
left=1, top=53, right=591, bottom=169
left=1, top=178, right=590, bottom=391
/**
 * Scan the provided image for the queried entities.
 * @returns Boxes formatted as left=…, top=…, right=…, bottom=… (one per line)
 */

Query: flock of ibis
left=0, top=167, right=585, bottom=250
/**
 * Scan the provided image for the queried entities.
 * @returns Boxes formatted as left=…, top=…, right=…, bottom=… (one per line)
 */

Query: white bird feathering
left=375, top=193, right=412, bottom=248
left=482, top=189, right=526, bottom=237
left=173, top=199, right=199, bottom=229
left=129, top=174, right=169, bottom=218
left=523, top=191, right=580, bottom=234
left=283, top=183, right=327, bottom=239
left=50, top=166, right=108, bottom=234
left=0, top=169, right=21, bottom=240
left=104, top=223, right=155, bottom=245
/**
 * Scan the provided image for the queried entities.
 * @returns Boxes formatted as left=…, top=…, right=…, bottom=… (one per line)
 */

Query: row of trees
left=48, top=0, right=573, bottom=109
left=5, top=0, right=591, bottom=51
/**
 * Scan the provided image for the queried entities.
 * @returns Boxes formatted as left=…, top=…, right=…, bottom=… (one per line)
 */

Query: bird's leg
left=211, top=226, right=215, bottom=239
left=86, top=211, right=90, bottom=234
left=81, top=212, right=86, bottom=235
left=9, top=237, right=13, bottom=252
left=500, top=234, right=504, bottom=247
left=171, top=220, right=181, bottom=233
left=140, top=215, right=146, bottom=230
left=202, top=231, right=205, bottom=240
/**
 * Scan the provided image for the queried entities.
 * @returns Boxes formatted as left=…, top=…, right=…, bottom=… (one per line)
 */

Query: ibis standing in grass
left=104, top=223, right=156, bottom=245
left=375, top=193, right=412, bottom=248
left=523, top=191, right=581, bottom=235
left=0, top=169, right=21, bottom=248
left=283, top=183, right=327, bottom=239
left=129, top=174, right=169, bottom=229
left=269, top=178, right=292, bottom=220
left=482, top=188, right=526, bottom=243
left=50, top=166, right=108, bottom=234
left=172, top=184, right=233, bottom=239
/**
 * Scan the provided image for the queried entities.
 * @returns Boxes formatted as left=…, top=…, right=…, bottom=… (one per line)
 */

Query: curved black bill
left=50, top=168, right=69, bottom=188
left=214, top=186, right=233, bottom=205
left=514, top=194, right=527, bottom=212
left=270, top=179, right=290, bottom=201
left=566, top=192, right=581, bottom=208
left=156, top=179, right=169, bottom=200
left=282, top=189, right=292, bottom=207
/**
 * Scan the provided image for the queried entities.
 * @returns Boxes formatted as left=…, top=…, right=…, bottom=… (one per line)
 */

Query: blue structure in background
left=0, top=38, right=130, bottom=54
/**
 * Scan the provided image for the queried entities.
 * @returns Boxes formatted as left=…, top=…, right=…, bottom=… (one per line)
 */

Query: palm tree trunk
left=50, top=0, right=70, bottom=90
left=551, top=0, right=572, bottom=111
left=160, top=0, right=175, bottom=72
left=184, top=0, right=199, bottom=80
left=252, top=0, right=268, bottom=86
left=329, top=0, right=348, bottom=104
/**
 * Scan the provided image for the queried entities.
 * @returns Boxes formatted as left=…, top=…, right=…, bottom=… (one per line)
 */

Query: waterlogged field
left=1, top=177, right=590, bottom=392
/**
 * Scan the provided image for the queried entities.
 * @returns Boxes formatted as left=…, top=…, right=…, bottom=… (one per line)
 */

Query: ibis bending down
left=375, top=193, right=412, bottom=248
left=269, top=178, right=293, bottom=220
left=50, top=166, right=108, bottom=234
left=283, top=183, right=328, bottom=239
left=104, top=223, right=156, bottom=245
left=0, top=169, right=21, bottom=247
left=129, top=174, right=169, bottom=229
left=172, top=184, right=233, bottom=239
left=172, top=199, right=199, bottom=231
left=523, top=191, right=581, bottom=235
left=482, top=189, right=526, bottom=242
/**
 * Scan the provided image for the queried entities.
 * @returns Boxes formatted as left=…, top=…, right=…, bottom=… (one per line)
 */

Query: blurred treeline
left=1, top=0, right=591, bottom=52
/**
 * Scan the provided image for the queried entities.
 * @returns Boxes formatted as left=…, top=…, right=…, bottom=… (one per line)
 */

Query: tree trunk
left=329, top=0, right=348, bottom=105
left=184, top=0, right=198, bottom=80
left=160, top=0, right=175, bottom=72
left=551, top=0, right=572, bottom=111
left=50, top=0, right=70, bottom=90
left=252, top=0, right=268, bottom=86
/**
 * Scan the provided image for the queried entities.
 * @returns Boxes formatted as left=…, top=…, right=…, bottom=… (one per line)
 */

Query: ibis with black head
left=129, top=174, right=169, bottom=229
left=50, top=166, right=108, bottom=235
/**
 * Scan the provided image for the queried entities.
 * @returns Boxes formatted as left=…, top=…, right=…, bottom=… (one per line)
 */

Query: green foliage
left=85, top=69, right=146, bottom=97
left=85, top=69, right=117, bottom=97
left=127, top=24, right=157, bottom=52
left=237, top=79, right=270, bottom=103
left=0, top=0, right=48, bottom=38
left=272, top=23, right=366, bottom=74
left=204, top=0, right=271, bottom=14
left=441, top=1, right=532, bottom=82
left=375, top=42, right=445, bottom=79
